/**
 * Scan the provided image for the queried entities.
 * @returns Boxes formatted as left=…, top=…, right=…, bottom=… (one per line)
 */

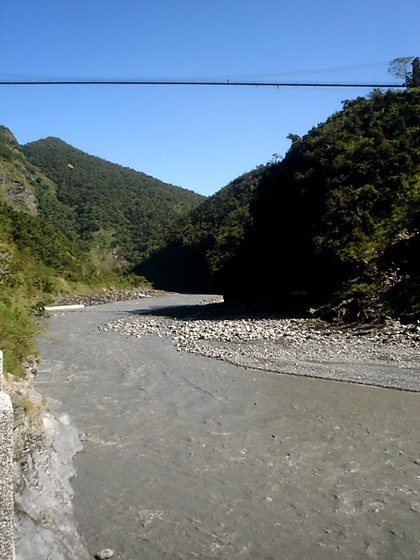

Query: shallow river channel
left=37, top=294, right=420, bottom=560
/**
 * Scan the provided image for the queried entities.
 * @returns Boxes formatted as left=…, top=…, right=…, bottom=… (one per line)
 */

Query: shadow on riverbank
left=134, top=299, right=313, bottom=321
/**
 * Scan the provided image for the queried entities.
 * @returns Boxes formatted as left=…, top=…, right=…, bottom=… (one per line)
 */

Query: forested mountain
left=0, top=126, right=202, bottom=376
left=23, top=138, right=204, bottom=266
left=141, top=89, right=420, bottom=322
left=136, top=165, right=266, bottom=292
left=224, top=88, right=419, bottom=321
left=0, top=128, right=84, bottom=374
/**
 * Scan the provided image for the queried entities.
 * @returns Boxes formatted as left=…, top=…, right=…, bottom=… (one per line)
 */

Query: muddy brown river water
left=36, top=294, right=420, bottom=560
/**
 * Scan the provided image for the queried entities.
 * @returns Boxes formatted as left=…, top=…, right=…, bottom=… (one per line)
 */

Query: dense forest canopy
left=23, top=138, right=204, bottom=267
left=136, top=164, right=268, bottom=292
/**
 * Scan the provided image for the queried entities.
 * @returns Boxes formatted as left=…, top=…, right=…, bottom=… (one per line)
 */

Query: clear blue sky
left=1, top=0, right=419, bottom=196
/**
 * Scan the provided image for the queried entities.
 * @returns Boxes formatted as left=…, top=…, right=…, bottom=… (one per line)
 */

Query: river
left=36, top=294, right=420, bottom=559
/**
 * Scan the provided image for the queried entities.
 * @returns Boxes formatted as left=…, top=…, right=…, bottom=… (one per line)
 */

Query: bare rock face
left=3, top=183, right=38, bottom=214
left=4, top=369, right=90, bottom=560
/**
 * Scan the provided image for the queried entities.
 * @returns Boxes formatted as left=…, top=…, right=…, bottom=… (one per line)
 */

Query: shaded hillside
left=23, top=138, right=204, bottom=266
left=224, top=89, right=420, bottom=321
left=136, top=165, right=267, bottom=292
left=139, top=89, right=419, bottom=322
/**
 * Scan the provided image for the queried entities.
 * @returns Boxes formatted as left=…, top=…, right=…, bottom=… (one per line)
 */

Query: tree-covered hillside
left=224, top=88, right=420, bottom=321
left=0, top=126, right=203, bottom=376
left=140, top=89, right=419, bottom=322
left=136, top=165, right=266, bottom=291
left=23, top=137, right=204, bottom=266
left=0, top=128, right=142, bottom=375
left=0, top=201, right=87, bottom=376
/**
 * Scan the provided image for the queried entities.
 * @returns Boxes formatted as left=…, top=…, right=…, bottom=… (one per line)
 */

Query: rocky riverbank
left=4, top=368, right=91, bottom=559
left=99, top=298, right=420, bottom=392
left=52, top=287, right=157, bottom=307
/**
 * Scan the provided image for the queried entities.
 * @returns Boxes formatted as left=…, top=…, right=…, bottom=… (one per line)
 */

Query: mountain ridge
left=22, top=136, right=205, bottom=266
left=0, top=126, right=203, bottom=376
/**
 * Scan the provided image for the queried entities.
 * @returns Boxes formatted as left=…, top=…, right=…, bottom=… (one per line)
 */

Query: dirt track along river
left=34, top=293, right=420, bottom=559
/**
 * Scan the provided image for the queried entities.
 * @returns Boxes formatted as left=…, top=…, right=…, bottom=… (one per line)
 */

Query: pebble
left=95, top=549, right=114, bottom=559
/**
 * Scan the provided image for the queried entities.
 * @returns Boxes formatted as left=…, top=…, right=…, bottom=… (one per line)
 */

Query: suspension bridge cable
left=0, top=79, right=405, bottom=88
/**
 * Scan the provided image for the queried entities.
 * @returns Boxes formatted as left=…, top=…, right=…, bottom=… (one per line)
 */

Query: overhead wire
left=0, top=79, right=404, bottom=88
left=0, top=62, right=403, bottom=88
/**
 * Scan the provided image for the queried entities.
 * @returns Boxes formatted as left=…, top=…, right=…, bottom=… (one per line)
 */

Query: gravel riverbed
left=99, top=297, right=420, bottom=392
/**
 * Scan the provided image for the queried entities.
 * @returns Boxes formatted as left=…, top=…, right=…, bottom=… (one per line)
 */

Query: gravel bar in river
left=101, top=296, right=420, bottom=392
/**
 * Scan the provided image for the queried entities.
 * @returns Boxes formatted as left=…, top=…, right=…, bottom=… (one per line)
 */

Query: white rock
left=95, top=548, right=114, bottom=559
